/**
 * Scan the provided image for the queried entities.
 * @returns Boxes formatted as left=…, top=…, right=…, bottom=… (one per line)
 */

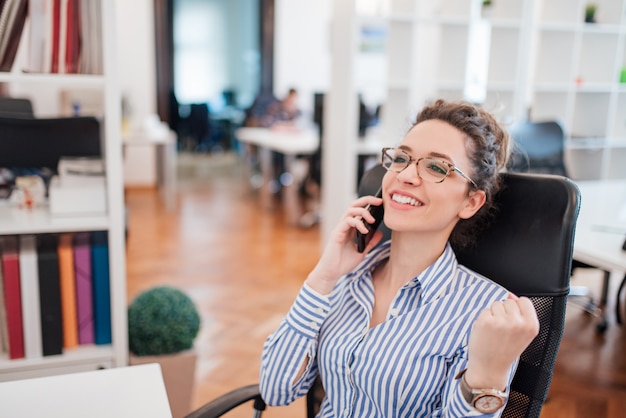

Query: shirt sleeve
left=259, top=282, right=331, bottom=406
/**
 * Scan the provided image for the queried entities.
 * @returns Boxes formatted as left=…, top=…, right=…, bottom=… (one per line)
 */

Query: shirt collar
left=348, top=241, right=459, bottom=303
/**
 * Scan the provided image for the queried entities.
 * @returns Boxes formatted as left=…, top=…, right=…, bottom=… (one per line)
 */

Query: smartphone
left=355, top=187, right=384, bottom=253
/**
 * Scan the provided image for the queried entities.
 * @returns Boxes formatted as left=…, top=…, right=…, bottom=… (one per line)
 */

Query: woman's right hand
left=305, top=195, right=384, bottom=295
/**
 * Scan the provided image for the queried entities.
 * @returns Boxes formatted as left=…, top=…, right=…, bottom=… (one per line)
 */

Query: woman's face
left=381, top=119, right=486, bottom=237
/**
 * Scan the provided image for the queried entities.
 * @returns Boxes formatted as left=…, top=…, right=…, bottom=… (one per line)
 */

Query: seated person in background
left=259, top=99, right=540, bottom=417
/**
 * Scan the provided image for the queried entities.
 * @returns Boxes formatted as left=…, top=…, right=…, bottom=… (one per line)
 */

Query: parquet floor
left=125, top=152, right=626, bottom=418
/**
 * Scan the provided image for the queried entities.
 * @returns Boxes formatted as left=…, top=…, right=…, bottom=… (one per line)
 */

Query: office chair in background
left=185, top=166, right=581, bottom=418
left=0, top=97, right=34, bottom=118
left=507, top=119, right=612, bottom=332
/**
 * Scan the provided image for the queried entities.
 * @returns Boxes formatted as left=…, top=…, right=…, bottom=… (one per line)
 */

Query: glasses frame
left=381, top=147, right=478, bottom=189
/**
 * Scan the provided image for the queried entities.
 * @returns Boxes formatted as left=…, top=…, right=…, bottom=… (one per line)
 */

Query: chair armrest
left=184, top=384, right=266, bottom=418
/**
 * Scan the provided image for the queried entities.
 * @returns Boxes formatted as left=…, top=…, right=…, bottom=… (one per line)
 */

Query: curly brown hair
left=412, top=99, right=511, bottom=247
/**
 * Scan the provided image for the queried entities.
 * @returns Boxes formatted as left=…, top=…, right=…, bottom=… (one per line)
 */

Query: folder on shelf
left=0, top=0, right=28, bottom=72
left=50, top=0, right=61, bottom=73
left=58, top=232, right=78, bottom=349
left=78, top=0, right=102, bottom=75
left=0, top=254, right=9, bottom=355
left=24, top=0, right=54, bottom=73
left=0, top=235, right=24, bottom=359
left=73, top=232, right=94, bottom=345
left=37, top=234, right=63, bottom=356
left=91, top=231, right=111, bottom=345
left=64, top=0, right=80, bottom=74
left=18, top=235, right=43, bottom=358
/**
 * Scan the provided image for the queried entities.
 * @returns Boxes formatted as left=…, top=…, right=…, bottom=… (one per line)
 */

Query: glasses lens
left=382, top=148, right=410, bottom=172
left=419, top=158, right=450, bottom=182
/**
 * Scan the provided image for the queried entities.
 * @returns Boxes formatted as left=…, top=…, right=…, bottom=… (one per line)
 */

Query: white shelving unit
left=381, top=0, right=626, bottom=180
left=530, top=0, right=626, bottom=180
left=0, top=1, right=127, bottom=381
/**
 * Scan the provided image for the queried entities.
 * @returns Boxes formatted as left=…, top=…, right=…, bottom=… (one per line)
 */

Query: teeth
left=392, top=194, right=422, bottom=207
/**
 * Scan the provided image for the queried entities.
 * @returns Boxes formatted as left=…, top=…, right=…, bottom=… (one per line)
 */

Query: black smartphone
left=355, top=187, right=384, bottom=253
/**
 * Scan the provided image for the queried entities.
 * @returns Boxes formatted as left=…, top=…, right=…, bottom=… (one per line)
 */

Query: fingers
left=479, top=295, right=540, bottom=339
left=344, top=196, right=384, bottom=233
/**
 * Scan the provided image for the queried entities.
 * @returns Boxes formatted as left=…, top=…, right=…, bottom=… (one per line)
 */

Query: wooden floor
left=125, top=152, right=626, bottom=418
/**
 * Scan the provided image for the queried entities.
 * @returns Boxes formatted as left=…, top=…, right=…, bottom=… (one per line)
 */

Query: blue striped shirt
left=260, top=241, right=514, bottom=417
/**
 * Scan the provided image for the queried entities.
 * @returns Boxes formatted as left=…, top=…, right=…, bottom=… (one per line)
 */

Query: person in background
left=259, top=99, right=540, bottom=417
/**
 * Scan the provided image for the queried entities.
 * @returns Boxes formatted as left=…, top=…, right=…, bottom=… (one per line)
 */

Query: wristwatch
left=455, top=369, right=506, bottom=414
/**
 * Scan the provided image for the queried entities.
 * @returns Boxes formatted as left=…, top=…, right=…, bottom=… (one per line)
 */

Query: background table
left=573, top=180, right=626, bottom=324
left=235, top=126, right=319, bottom=225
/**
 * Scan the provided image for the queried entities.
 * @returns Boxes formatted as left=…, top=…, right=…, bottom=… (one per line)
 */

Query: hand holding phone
left=355, top=187, right=384, bottom=253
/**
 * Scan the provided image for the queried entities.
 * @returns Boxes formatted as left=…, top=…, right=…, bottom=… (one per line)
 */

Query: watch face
left=474, top=394, right=504, bottom=413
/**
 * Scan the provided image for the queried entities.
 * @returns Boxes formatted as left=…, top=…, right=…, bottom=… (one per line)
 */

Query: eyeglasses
left=381, top=147, right=478, bottom=188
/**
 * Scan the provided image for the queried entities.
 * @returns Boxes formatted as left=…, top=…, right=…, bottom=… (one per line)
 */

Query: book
left=0, top=235, right=24, bottom=359
left=37, top=234, right=63, bottom=356
left=50, top=0, right=60, bottom=73
left=0, top=0, right=28, bottom=72
left=58, top=232, right=78, bottom=348
left=18, top=235, right=43, bottom=358
left=0, top=253, right=9, bottom=355
left=73, top=232, right=94, bottom=345
left=24, top=0, right=54, bottom=73
left=64, top=0, right=80, bottom=74
left=91, top=230, right=111, bottom=345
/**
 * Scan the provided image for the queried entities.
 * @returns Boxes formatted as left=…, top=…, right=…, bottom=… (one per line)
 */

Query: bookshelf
left=0, top=0, right=127, bottom=381
left=381, top=0, right=530, bottom=144
left=380, top=0, right=626, bottom=180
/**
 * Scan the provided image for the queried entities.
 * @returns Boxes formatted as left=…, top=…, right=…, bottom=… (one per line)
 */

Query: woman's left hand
left=464, top=293, right=540, bottom=390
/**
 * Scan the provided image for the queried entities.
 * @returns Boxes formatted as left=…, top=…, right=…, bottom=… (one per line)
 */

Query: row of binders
left=0, top=231, right=111, bottom=360
left=0, top=0, right=103, bottom=74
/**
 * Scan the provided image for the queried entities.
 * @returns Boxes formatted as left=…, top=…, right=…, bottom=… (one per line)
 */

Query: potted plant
left=585, top=3, right=597, bottom=23
left=481, top=0, right=493, bottom=18
left=128, top=286, right=201, bottom=418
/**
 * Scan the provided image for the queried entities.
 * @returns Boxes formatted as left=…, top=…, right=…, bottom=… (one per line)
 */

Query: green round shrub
left=128, top=286, right=201, bottom=356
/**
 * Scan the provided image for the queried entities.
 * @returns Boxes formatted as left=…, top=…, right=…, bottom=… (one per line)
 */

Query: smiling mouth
left=391, top=193, right=423, bottom=207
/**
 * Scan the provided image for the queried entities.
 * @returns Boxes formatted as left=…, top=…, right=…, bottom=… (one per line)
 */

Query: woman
left=259, top=99, right=539, bottom=417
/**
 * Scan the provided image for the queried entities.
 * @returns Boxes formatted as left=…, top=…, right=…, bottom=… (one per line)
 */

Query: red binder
left=0, top=236, right=24, bottom=359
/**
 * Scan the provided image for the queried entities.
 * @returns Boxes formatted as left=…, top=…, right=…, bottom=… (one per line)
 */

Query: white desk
left=573, top=180, right=626, bottom=273
left=0, top=364, right=172, bottom=417
left=235, top=127, right=319, bottom=225
left=573, top=180, right=626, bottom=323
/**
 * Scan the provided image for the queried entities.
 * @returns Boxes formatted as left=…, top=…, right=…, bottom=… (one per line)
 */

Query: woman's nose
left=396, top=162, right=422, bottom=185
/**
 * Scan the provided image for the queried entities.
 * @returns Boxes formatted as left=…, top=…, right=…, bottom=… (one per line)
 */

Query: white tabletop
left=573, top=180, right=626, bottom=273
left=235, top=126, right=319, bottom=155
left=0, top=364, right=172, bottom=417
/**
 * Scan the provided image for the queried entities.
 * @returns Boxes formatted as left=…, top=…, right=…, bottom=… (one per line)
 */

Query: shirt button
left=315, top=307, right=325, bottom=314
left=309, top=321, right=318, bottom=328
left=343, top=409, right=349, bottom=416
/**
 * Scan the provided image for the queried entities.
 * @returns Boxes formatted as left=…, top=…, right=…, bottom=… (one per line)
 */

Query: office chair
left=185, top=166, right=581, bottom=418
left=0, top=97, right=34, bottom=118
left=507, top=119, right=611, bottom=332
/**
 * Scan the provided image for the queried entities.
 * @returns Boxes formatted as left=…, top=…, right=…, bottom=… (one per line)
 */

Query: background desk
left=235, top=127, right=319, bottom=225
left=0, top=364, right=172, bottom=417
left=573, top=180, right=626, bottom=323
left=123, top=127, right=177, bottom=210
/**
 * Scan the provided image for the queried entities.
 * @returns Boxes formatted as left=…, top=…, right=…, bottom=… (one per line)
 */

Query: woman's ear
left=459, top=189, right=486, bottom=219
